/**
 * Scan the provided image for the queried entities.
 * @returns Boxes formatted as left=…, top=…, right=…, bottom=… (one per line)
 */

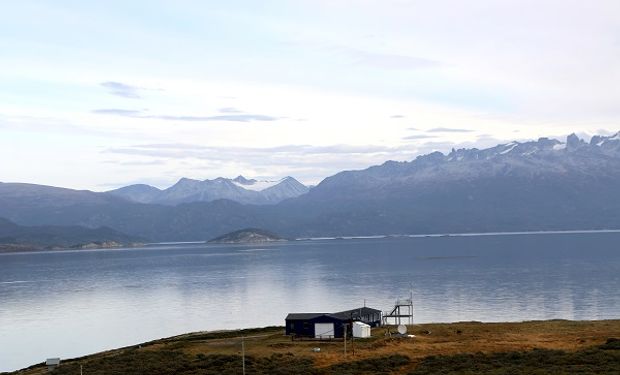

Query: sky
left=1, top=0, right=619, bottom=190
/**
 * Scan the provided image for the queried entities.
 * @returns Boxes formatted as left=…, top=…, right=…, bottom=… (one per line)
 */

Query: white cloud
left=100, top=81, right=143, bottom=99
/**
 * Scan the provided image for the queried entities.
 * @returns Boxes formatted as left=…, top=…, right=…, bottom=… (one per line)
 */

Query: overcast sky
left=1, top=0, right=619, bottom=190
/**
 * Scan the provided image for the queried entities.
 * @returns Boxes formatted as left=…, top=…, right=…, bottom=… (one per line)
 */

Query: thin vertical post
left=410, top=282, right=414, bottom=325
left=343, top=324, right=347, bottom=357
left=241, top=336, right=246, bottom=375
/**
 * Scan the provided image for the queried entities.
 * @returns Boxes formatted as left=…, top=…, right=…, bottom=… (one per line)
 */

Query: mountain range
left=107, top=176, right=309, bottom=205
left=1, top=132, right=619, bottom=243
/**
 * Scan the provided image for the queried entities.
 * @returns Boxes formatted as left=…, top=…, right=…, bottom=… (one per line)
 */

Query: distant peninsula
left=208, top=228, right=286, bottom=244
left=0, top=217, right=144, bottom=252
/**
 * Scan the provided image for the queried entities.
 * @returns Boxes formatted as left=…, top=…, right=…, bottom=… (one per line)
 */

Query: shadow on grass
left=409, top=338, right=620, bottom=375
left=45, top=351, right=411, bottom=375
left=50, top=351, right=318, bottom=375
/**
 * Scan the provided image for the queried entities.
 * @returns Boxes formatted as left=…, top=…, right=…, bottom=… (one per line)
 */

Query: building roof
left=285, top=313, right=329, bottom=320
left=331, top=307, right=382, bottom=320
left=286, top=307, right=382, bottom=322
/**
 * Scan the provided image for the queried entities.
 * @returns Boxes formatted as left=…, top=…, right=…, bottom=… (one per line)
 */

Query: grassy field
left=7, top=320, right=620, bottom=374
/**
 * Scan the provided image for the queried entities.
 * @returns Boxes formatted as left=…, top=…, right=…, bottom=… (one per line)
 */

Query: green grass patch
left=409, top=341, right=620, bottom=375
left=46, top=351, right=410, bottom=375
left=49, top=350, right=319, bottom=375
left=326, top=354, right=411, bottom=374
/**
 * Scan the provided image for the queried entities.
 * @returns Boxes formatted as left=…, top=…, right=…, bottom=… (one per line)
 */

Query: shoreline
left=298, top=228, right=620, bottom=241
left=0, top=242, right=144, bottom=255
left=3, top=228, right=620, bottom=254
left=7, top=319, right=620, bottom=374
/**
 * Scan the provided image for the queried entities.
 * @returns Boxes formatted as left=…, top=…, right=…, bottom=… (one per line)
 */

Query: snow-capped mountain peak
left=232, top=175, right=256, bottom=185
left=108, top=175, right=309, bottom=205
left=442, top=132, right=620, bottom=165
left=591, top=131, right=620, bottom=147
left=231, top=175, right=288, bottom=191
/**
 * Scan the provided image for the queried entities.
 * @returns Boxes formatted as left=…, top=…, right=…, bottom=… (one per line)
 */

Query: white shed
left=46, top=358, right=61, bottom=372
left=352, top=321, right=371, bottom=338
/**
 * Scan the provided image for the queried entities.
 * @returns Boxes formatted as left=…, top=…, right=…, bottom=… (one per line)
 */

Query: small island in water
left=208, top=228, right=286, bottom=244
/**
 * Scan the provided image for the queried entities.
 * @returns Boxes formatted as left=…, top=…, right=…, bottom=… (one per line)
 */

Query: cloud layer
left=92, top=109, right=279, bottom=122
left=100, top=82, right=143, bottom=99
left=427, top=127, right=474, bottom=133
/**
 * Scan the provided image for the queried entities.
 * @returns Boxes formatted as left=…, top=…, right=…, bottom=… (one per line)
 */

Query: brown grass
left=9, top=320, right=620, bottom=374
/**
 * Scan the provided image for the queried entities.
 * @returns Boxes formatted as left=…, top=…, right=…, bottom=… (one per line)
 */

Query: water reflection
left=1, top=233, right=619, bottom=371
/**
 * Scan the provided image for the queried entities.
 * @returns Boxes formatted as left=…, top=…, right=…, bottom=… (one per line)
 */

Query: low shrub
left=327, top=354, right=410, bottom=374
left=409, top=346, right=620, bottom=375
left=50, top=350, right=318, bottom=375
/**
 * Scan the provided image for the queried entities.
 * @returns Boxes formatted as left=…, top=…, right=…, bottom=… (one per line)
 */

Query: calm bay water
left=1, top=232, right=619, bottom=371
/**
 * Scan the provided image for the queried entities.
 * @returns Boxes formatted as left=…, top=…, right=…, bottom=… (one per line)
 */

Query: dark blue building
left=285, top=307, right=382, bottom=339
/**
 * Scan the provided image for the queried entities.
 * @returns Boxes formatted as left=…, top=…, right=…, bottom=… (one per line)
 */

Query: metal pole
left=242, top=337, right=246, bottom=375
left=410, top=282, right=413, bottom=325
left=344, top=324, right=347, bottom=357
left=80, top=365, right=83, bottom=375
left=410, top=283, right=414, bottom=325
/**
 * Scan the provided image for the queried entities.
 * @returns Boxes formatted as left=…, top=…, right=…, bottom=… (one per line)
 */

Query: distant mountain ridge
left=312, top=132, right=620, bottom=195
left=291, top=131, right=620, bottom=235
left=1, top=131, right=620, bottom=241
left=107, top=176, right=309, bottom=205
left=0, top=217, right=143, bottom=251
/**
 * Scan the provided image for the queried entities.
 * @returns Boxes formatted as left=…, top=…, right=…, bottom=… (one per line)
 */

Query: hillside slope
left=9, top=320, right=620, bottom=374
left=0, top=217, right=143, bottom=251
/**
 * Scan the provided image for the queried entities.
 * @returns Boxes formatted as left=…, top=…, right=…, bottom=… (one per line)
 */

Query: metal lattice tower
left=382, top=290, right=414, bottom=326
